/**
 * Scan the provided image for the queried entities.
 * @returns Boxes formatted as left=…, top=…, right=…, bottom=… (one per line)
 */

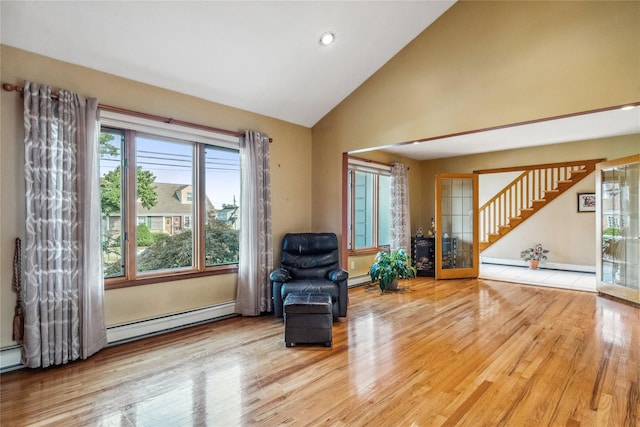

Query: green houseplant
left=369, top=248, right=417, bottom=291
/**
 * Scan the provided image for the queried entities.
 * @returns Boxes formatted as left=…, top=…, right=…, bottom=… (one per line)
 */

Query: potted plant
left=369, top=248, right=417, bottom=292
left=520, top=243, right=549, bottom=270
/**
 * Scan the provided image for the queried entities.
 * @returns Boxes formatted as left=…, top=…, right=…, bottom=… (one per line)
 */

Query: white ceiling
left=2, top=1, right=637, bottom=159
left=0, top=0, right=455, bottom=127
left=371, top=107, right=640, bottom=160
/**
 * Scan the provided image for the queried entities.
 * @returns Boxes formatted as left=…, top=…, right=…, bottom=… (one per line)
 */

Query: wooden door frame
left=435, top=173, right=479, bottom=279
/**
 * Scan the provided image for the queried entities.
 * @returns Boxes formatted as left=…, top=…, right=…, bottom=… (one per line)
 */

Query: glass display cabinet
left=411, top=236, right=457, bottom=277
left=596, top=155, right=639, bottom=304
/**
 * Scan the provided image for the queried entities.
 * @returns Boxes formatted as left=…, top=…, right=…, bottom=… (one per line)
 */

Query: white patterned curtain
left=22, top=81, right=107, bottom=368
left=390, top=162, right=411, bottom=252
left=236, top=131, right=273, bottom=315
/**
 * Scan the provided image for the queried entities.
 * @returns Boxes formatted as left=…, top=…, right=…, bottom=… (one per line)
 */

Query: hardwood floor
left=1, top=277, right=639, bottom=426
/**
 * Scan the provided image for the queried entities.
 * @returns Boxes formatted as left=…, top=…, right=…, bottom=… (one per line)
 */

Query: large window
left=347, top=159, right=391, bottom=252
left=99, top=112, right=240, bottom=287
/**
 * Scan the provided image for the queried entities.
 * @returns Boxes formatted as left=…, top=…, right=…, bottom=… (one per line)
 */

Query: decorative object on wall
left=520, top=243, right=549, bottom=270
left=577, top=192, right=596, bottom=212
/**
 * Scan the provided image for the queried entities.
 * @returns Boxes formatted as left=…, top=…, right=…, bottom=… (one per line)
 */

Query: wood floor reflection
left=2, top=277, right=639, bottom=426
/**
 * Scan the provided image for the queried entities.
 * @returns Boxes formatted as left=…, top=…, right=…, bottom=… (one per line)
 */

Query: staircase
left=478, top=159, right=604, bottom=251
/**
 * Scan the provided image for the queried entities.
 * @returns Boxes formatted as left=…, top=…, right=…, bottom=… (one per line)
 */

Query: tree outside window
left=99, top=117, right=240, bottom=286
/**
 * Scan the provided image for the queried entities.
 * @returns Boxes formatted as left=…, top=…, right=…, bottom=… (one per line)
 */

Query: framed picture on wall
left=577, top=193, right=596, bottom=212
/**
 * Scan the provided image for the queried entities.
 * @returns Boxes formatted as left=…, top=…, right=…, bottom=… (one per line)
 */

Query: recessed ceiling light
left=620, top=105, right=636, bottom=111
left=319, top=32, right=335, bottom=46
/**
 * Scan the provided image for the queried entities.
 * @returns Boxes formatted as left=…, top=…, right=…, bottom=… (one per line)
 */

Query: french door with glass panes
left=596, top=155, right=640, bottom=304
left=435, top=173, right=479, bottom=279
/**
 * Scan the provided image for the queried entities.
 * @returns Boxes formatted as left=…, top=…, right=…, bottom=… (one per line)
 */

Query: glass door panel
left=596, top=155, right=640, bottom=304
left=436, top=173, right=479, bottom=279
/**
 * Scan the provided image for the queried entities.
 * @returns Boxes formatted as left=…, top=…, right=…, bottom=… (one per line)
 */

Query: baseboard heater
left=106, top=302, right=237, bottom=344
left=348, top=274, right=371, bottom=288
left=0, top=346, right=22, bottom=373
left=480, top=257, right=596, bottom=273
left=0, top=302, right=237, bottom=372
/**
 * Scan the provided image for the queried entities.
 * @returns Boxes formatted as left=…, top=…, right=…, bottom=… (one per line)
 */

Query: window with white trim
left=347, top=158, right=392, bottom=252
left=99, top=111, right=241, bottom=286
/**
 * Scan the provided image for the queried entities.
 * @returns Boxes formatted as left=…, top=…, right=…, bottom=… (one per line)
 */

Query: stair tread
left=480, top=161, right=601, bottom=252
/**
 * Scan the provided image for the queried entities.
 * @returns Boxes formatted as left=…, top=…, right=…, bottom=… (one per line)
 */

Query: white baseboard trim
left=106, top=302, right=237, bottom=345
left=480, top=257, right=595, bottom=273
left=348, top=274, right=371, bottom=288
left=1, top=302, right=238, bottom=372
left=0, top=346, right=23, bottom=373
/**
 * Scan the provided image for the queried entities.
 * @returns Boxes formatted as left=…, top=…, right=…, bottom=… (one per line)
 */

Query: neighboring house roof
left=216, top=206, right=238, bottom=222
left=137, top=183, right=213, bottom=216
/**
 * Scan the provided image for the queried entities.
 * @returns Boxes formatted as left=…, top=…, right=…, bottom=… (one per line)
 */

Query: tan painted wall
left=348, top=254, right=375, bottom=279
left=311, top=1, right=640, bottom=236
left=420, top=134, right=639, bottom=266
left=0, top=45, right=312, bottom=347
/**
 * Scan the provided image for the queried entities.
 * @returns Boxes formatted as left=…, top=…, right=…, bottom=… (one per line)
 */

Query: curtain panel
left=236, top=131, right=273, bottom=316
left=22, top=81, right=107, bottom=368
left=390, top=163, right=411, bottom=252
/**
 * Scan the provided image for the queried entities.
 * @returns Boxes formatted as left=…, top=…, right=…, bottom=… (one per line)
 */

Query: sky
left=100, top=132, right=241, bottom=210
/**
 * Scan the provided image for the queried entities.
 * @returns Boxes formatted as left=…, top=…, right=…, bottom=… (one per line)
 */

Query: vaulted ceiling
left=0, top=1, right=455, bottom=127
left=2, top=1, right=637, bottom=160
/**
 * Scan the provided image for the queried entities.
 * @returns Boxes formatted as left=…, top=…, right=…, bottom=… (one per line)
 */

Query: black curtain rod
left=2, top=82, right=272, bottom=143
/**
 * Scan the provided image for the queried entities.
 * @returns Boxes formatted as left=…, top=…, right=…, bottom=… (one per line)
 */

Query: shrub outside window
left=99, top=111, right=240, bottom=287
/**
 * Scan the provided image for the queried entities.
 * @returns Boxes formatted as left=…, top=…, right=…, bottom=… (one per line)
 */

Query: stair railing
left=478, top=159, right=603, bottom=246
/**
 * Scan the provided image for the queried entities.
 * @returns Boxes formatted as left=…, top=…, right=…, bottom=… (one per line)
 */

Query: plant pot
left=386, top=278, right=399, bottom=290
left=528, top=260, right=539, bottom=270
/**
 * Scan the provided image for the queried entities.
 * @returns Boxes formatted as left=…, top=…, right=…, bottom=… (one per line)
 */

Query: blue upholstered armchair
left=270, top=233, right=348, bottom=319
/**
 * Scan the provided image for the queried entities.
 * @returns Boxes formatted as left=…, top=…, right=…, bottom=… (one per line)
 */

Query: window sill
left=348, top=247, right=388, bottom=256
left=104, top=265, right=239, bottom=290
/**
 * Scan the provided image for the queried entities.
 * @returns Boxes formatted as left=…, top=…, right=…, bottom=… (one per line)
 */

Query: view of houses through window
left=99, top=116, right=240, bottom=284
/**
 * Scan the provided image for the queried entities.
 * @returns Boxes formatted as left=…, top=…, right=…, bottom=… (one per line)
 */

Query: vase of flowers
left=520, top=243, right=549, bottom=270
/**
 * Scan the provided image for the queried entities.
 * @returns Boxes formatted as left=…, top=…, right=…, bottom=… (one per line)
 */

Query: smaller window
left=347, top=158, right=392, bottom=252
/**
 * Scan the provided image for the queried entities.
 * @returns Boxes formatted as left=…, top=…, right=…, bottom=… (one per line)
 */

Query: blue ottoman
left=284, top=293, right=333, bottom=347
